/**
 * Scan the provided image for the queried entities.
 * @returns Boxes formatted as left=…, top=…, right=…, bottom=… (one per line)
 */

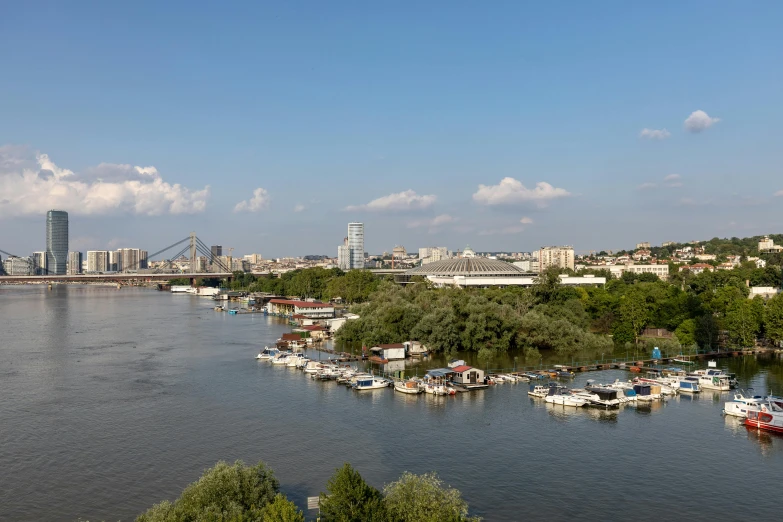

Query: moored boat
left=723, top=391, right=767, bottom=418
left=353, top=377, right=392, bottom=390
left=544, top=385, right=588, bottom=407
left=255, top=346, right=280, bottom=360
left=394, top=379, right=424, bottom=394
left=745, top=398, right=783, bottom=433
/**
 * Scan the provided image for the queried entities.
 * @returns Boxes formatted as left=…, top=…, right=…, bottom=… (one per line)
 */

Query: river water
left=1, top=286, right=782, bottom=521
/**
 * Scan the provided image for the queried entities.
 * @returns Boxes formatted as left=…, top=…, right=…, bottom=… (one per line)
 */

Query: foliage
left=319, top=463, right=387, bottom=522
left=136, top=460, right=279, bottom=522
left=765, top=294, right=783, bottom=344
left=383, top=472, right=481, bottom=522
left=246, top=268, right=381, bottom=303
left=261, top=494, right=305, bottom=522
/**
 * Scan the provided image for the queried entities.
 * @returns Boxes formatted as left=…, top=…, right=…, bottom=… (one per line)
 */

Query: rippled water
left=1, top=286, right=782, bottom=521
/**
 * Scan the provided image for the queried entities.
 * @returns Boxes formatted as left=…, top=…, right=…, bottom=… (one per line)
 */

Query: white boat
left=528, top=384, right=552, bottom=398
left=723, top=391, right=767, bottom=418
left=285, top=353, right=306, bottom=367
left=393, top=379, right=424, bottom=394
left=303, top=361, right=325, bottom=374
left=678, top=377, right=700, bottom=393
left=745, top=398, right=783, bottom=433
left=271, top=352, right=293, bottom=365
left=447, top=359, right=466, bottom=368
left=689, top=370, right=731, bottom=391
left=255, top=346, right=280, bottom=360
left=544, top=386, right=588, bottom=407
left=353, top=377, right=391, bottom=390
left=575, top=386, right=627, bottom=408
left=635, top=377, right=678, bottom=396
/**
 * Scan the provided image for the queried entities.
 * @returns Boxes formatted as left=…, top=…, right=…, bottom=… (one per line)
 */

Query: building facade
left=45, top=210, right=69, bottom=275
left=607, top=263, right=669, bottom=279
left=347, top=222, right=364, bottom=270
left=539, top=246, right=574, bottom=272
left=68, top=251, right=83, bottom=275
left=337, top=237, right=350, bottom=271
left=392, top=245, right=407, bottom=259
left=3, top=256, right=32, bottom=275
left=87, top=250, right=109, bottom=273
left=32, top=251, right=47, bottom=275
left=211, top=245, right=222, bottom=260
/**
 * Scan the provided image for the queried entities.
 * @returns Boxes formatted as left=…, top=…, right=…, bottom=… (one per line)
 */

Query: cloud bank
left=345, top=189, right=436, bottom=212
left=472, top=177, right=570, bottom=206
left=0, top=145, right=209, bottom=217
left=234, top=188, right=270, bottom=212
left=639, top=128, right=671, bottom=140
left=684, top=110, right=720, bottom=133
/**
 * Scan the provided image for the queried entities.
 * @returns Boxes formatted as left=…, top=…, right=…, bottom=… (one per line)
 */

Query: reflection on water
left=1, top=286, right=782, bottom=522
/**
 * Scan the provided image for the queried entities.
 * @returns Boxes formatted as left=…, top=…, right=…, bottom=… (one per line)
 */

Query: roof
left=375, top=343, right=405, bottom=349
left=292, top=314, right=308, bottom=319
left=451, top=365, right=473, bottom=373
left=301, top=325, right=326, bottom=331
left=406, top=257, right=528, bottom=277
left=425, top=368, right=455, bottom=377
left=269, top=299, right=333, bottom=308
left=280, top=333, right=301, bottom=341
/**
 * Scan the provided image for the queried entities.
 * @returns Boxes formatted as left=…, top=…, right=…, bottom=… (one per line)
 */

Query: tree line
left=131, top=460, right=480, bottom=522
left=335, top=266, right=783, bottom=361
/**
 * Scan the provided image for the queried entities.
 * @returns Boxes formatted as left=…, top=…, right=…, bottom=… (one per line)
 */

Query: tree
left=136, top=460, right=280, bottom=522
left=261, top=494, right=305, bottom=522
left=674, top=318, right=697, bottom=347
left=724, top=299, right=761, bottom=347
left=616, top=291, right=649, bottom=345
left=383, top=472, right=481, bottom=522
left=765, top=294, right=783, bottom=344
left=532, top=267, right=562, bottom=304
left=319, top=463, right=386, bottom=522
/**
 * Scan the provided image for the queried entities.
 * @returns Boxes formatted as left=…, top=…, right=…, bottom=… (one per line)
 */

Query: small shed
left=450, top=365, right=485, bottom=385
left=370, top=343, right=406, bottom=361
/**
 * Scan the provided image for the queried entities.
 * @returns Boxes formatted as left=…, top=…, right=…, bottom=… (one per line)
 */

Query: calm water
left=1, top=286, right=782, bottom=522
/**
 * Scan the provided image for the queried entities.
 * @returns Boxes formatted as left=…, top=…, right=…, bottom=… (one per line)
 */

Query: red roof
left=269, top=299, right=332, bottom=308
left=292, top=314, right=308, bottom=319
left=375, top=343, right=405, bottom=349
left=280, top=333, right=301, bottom=341
left=451, top=365, right=472, bottom=373
left=302, top=325, right=326, bottom=331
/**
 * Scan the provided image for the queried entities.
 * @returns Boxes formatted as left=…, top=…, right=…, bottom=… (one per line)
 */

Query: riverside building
left=45, top=210, right=69, bottom=275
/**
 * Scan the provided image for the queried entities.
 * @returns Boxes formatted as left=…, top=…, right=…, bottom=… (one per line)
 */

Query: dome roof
left=406, top=257, right=528, bottom=277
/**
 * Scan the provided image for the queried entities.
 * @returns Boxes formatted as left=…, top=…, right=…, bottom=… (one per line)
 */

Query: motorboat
left=544, top=385, right=588, bottom=407
left=578, top=387, right=626, bottom=408
left=745, top=398, right=783, bottom=433
left=255, top=346, right=280, bottom=360
left=528, top=384, right=553, bottom=398
left=724, top=391, right=766, bottom=418
left=285, top=353, right=307, bottom=367
left=632, top=383, right=662, bottom=402
left=271, top=352, right=293, bottom=365
left=394, top=379, right=424, bottom=394
left=303, top=361, right=325, bottom=374
left=353, top=377, right=391, bottom=390
left=689, top=369, right=731, bottom=391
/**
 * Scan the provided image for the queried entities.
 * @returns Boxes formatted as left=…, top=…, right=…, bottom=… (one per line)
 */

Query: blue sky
left=2, top=1, right=782, bottom=258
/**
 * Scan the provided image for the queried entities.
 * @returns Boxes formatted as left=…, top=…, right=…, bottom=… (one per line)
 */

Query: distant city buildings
left=392, top=245, right=407, bottom=259
left=608, top=263, right=669, bottom=279
left=636, top=242, right=651, bottom=250
left=759, top=236, right=783, bottom=253
left=211, top=245, right=223, bottom=259
left=337, top=237, right=350, bottom=270
left=32, top=251, right=47, bottom=275
left=45, top=210, right=69, bottom=275
left=348, top=222, right=365, bottom=269
left=68, top=251, right=83, bottom=275
left=2, top=256, right=32, bottom=275
left=87, top=251, right=109, bottom=273
left=539, top=246, right=575, bottom=272
left=418, top=247, right=449, bottom=265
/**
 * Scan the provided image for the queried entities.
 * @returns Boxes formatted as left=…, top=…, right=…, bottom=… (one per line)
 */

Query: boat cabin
left=450, top=365, right=485, bottom=385
left=447, top=359, right=466, bottom=368
left=370, top=343, right=406, bottom=361
left=424, top=368, right=454, bottom=385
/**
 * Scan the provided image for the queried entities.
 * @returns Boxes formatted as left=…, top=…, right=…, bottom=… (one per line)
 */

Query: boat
left=271, top=352, right=293, bottom=365
left=447, top=359, right=466, bottom=368
left=678, top=377, right=700, bottom=393
left=394, top=379, right=424, bottom=394
left=724, top=391, right=766, bottom=418
left=353, top=377, right=391, bottom=390
left=544, top=385, right=588, bottom=407
left=228, top=309, right=238, bottom=315
left=634, top=376, right=678, bottom=396
left=688, top=369, right=731, bottom=391
left=578, top=387, right=626, bottom=408
left=632, top=383, right=662, bottom=402
left=255, top=346, right=280, bottom=360
left=745, top=398, right=783, bottom=433
left=528, top=384, right=554, bottom=398
left=672, top=358, right=695, bottom=365
left=285, top=353, right=307, bottom=367
left=629, top=366, right=642, bottom=373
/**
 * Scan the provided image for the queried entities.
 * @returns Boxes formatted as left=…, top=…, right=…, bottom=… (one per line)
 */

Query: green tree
left=383, top=472, right=481, bottom=522
left=674, top=318, right=697, bottom=346
left=765, top=294, right=783, bottom=344
left=615, top=291, right=649, bottom=345
left=319, top=463, right=386, bottom=522
left=261, top=494, right=305, bottom=522
left=724, top=299, right=761, bottom=347
left=136, top=460, right=280, bottom=522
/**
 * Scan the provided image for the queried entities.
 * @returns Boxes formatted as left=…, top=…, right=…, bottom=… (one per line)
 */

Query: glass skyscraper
left=46, top=210, right=69, bottom=275
left=347, top=222, right=364, bottom=270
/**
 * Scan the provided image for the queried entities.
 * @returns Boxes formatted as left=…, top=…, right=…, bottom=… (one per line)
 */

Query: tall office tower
left=347, top=222, right=364, bottom=270
left=87, top=251, right=109, bottom=272
left=211, top=245, right=222, bottom=260
left=45, top=210, right=69, bottom=275
left=139, top=250, right=148, bottom=269
left=337, top=237, right=350, bottom=270
left=68, top=252, right=83, bottom=275
left=108, top=250, right=121, bottom=272
left=32, top=251, right=48, bottom=275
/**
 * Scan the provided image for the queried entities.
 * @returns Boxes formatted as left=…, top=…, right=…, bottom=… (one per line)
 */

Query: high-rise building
left=68, top=251, right=83, bottom=275
left=337, top=237, right=350, bottom=270
left=87, top=250, right=109, bottom=273
left=196, top=256, right=208, bottom=272
left=211, top=245, right=222, bottom=260
left=539, top=246, right=575, bottom=272
left=108, top=250, right=121, bottom=272
left=348, top=222, right=364, bottom=270
left=32, top=251, right=47, bottom=275
left=45, top=210, right=69, bottom=275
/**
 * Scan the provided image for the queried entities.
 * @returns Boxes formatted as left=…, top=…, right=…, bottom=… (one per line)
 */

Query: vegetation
left=132, top=461, right=479, bottom=522
left=336, top=265, right=783, bottom=359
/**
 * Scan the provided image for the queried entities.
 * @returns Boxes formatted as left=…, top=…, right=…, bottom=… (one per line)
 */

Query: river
left=1, top=286, right=782, bottom=521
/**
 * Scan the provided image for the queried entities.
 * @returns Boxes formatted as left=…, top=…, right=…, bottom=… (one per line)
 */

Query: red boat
left=745, top=399, right=783, bottom=434
left=629, top=366, right=642, bottom=373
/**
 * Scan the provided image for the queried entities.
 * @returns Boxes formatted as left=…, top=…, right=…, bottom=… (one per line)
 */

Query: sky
left=2, top=1, right=782, bottom=258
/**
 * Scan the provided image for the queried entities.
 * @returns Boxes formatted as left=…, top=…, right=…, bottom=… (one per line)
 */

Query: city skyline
left=2, top=3, right=783, bottom=256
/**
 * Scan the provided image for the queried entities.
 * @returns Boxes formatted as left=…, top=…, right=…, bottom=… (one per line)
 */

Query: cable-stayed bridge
left=0, top=233, right=235, bottom=284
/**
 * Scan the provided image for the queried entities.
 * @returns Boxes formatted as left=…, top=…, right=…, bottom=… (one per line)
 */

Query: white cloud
left=638, top=182, right=657, bottom=190
left=293, top=203, right=305, bottom=212
left=234, top=188, right=270, bottom=212
left=774, top=190, right=783, bottom=197
left=664, top=174, right=682, bottom=187
left=0, top=145, right=210, bottom=217
left=407, top=214, right=457, bottom=231
left=684, top=110, right=720, bottom=133
left=472, top=177, right=570, bottom=207
left=345, top=189, right=436, bottom=212
left=520, top=217, right=533, bottom=224
left=639, top=128, right=671, bottom=140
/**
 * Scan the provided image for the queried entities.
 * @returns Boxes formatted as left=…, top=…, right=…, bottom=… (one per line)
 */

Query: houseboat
left=370, top=344, right=406, bottom=361
left=450, top=365, right=488, bottom=390
left=352, top=376, right=392, bottom=390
